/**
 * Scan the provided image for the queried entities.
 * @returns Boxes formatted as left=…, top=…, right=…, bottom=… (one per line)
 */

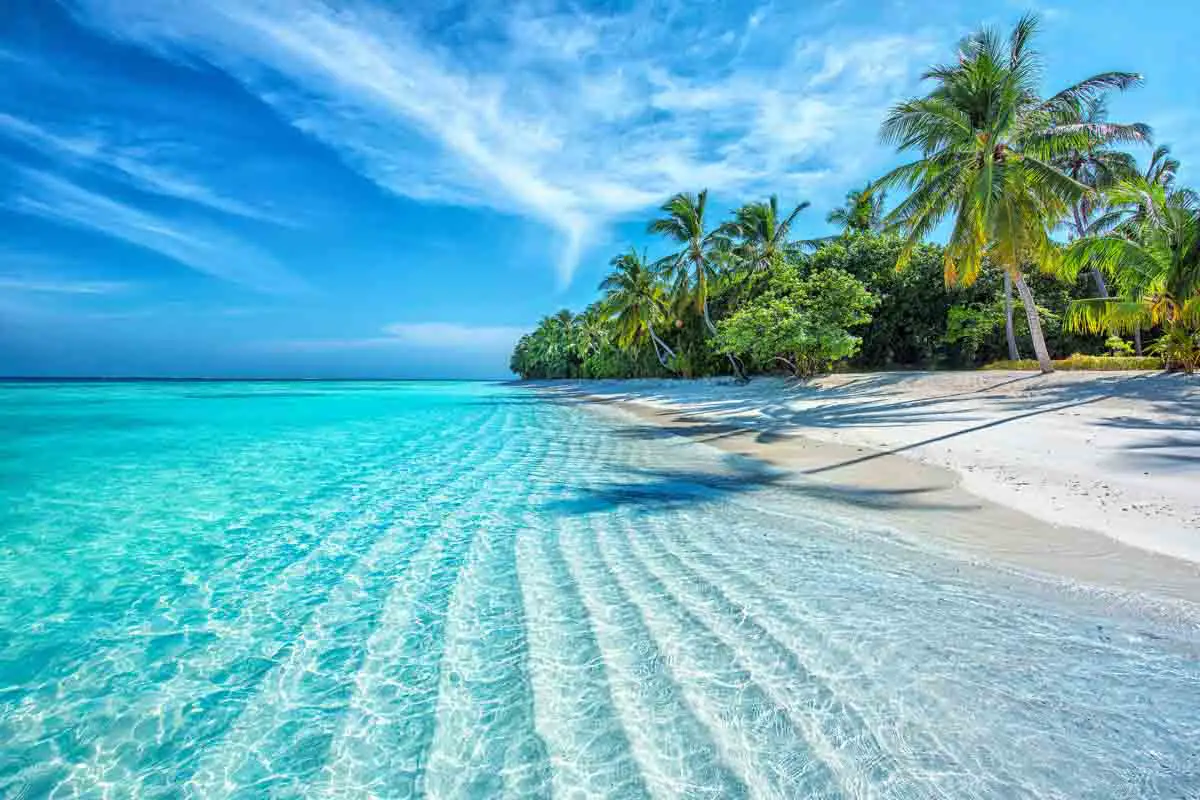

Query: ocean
left=1, top=380, right=1197, bottom=797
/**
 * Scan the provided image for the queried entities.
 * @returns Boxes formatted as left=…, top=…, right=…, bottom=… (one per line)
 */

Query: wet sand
left=537, top=376, right=1200, bottom=607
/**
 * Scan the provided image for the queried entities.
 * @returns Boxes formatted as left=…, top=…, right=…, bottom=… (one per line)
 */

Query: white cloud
left=273, top=322, right=526, bottom=352
left=0, top=113, right=102, bottom=158
left=15, top=170, right=307, bottom=294
left=0, top=113, right=290, bottom=225
left=0, top=275, right=130, bottom=294
left=72, top=0, right=942, bottom=284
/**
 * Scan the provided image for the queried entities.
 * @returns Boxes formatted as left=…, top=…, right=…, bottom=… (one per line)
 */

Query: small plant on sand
left=1150, top=326, right=1200, bottom=373
left=1105, top=335, right=1135, bottom=356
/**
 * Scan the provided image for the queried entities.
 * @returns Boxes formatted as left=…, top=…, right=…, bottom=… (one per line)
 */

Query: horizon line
left=0, top=376, right=516, bottom=383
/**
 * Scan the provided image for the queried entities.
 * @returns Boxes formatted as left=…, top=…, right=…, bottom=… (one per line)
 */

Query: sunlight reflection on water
left=1, top=381, right=1198, bottom=798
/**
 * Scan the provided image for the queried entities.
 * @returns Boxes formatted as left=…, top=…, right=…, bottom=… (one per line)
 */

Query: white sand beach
left=544, top=371, right=1200, bottom=601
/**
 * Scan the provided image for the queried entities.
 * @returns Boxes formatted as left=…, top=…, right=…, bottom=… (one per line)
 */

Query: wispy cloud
left=0, top=113, right=291, bottom=225
left=0, top=275, right=130, bottom=294
left=72, top=0, right=941, bottom=283
left=273, top=322, right=526, bottom=352
left=14, top=170, right=307, bottom=294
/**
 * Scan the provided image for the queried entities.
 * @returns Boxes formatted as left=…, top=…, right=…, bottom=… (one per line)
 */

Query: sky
left=1, top=0, right=1197, bottom=378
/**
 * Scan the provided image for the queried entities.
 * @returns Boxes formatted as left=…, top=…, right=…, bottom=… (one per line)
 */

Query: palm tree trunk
left=648, top=325, right=676, bottom=359
left=1003, top=273, right=1021, bottom=361
left=648, top=326, right=677, bottom=373
left=701, top=299, right=719, bottom=336
left=702, top=298, right=746, bottom=380
left=1071, top=205, right=1110, bottom=299
left=724, top=353, right=745, bottom=381
left=1070, top=206, right=1109, bottom=298
left=773, top=356, right=800, bottom=377
left=1014, top=272, right=1053, bottom=373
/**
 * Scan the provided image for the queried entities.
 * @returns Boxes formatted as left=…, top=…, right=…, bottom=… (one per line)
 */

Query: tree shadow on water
left=543, top=460, right=977, bottom=516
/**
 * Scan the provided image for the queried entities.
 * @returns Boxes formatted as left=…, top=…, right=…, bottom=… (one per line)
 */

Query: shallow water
left=1, top=381, right=1198, bottom=798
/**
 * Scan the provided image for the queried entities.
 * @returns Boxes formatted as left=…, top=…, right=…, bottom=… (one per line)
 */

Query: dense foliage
left=714, top=267, right=876, bottom=378
left=511, top=13, right=1199, bottom=381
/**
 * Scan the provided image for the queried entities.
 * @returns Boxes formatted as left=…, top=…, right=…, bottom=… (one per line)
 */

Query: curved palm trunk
left=647, top=325, right=678, bottom=374
left=1072, top=206, right=1109, bottom=298
left=692, top=249, right=745, bottom=381
left=728, top=353, right=749, bottom=382
left=772, top=356, right=800, bottom=377
left=1003, top=273, right=1021, bottom=361
left=701, top=300, right=719, bottom=336
left=702, top=298, right=747, bottom=381
left=1013, top=272, right=1054, bottom=373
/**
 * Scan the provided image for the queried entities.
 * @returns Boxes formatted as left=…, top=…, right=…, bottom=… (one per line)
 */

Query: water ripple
left=1, top=381, right=1198, bottom=798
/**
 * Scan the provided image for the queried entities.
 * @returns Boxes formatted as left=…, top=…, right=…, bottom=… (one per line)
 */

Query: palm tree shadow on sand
left=545, top=371, right=1197, bottom=506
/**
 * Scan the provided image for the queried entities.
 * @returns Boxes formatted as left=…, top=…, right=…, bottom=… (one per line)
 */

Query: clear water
left=1, top=381, right=1198, bottom=799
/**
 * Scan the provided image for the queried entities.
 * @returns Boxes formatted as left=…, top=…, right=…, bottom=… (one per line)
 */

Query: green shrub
left=984, top=355, right=1164, bottom=371
left=810, top=233, right=957, bottom=368
left=715, top=267, right=876, bottom=377
left=1149, top=327, right=1200, bottom=374
left=1104, top=335, right=1135, bottom=357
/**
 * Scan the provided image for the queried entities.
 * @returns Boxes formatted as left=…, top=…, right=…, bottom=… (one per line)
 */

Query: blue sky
left=1, top=0, right=1197, bottom=378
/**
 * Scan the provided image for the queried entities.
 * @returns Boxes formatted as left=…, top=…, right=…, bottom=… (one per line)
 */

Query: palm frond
left=879, top=97, right=973, bottom=151
left=1008, top=13, right=1040, bottom=70
left=1065, top=297, right=1151, bottom=334
left=1045, top=121, right=1152, bottom=146
left=1018, top=154, right=1090, bottom=204
left=1041, top=72, right=1143, bottom=116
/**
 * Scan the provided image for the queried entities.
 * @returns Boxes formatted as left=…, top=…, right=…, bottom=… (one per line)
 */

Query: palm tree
left=1145, top=145, right=1181, bottom=189
left=541, top=310, right=577, bottom=377
left=720, top=195, right=812, bottom=273
left=649, top=191, right=722, bottom=329
left=1053, top=96, right=1149, bottom=296
left=717, top=196, right=813, bottom=313
left=648, top=190, right=746, bottom=378
left=1062, top=179, right=1200, bottom=339
left=1082, top=146, right=1193, bottom=354
left=599, top=248, right=678, bottom=372
left=874, top=13, right=1142, bottom=372
left=1110, top=146, right=1200, bottom=225
left=571, top=303, right=611, bottom=362
left=826, top=184, right=885, bottom=235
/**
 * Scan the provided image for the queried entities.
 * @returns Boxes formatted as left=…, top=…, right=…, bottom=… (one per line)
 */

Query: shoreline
left=535, top=372, right=1200, bottom=607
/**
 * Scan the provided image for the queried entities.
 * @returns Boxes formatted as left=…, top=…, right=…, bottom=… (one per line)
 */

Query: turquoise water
left=1, top=381, right=1198, bottom=798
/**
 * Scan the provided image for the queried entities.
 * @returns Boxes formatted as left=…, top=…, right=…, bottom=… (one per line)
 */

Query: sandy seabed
left=537, top=370, right=1200, bottom=606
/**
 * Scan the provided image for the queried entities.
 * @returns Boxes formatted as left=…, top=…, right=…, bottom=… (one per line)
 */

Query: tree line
left=511, top=14, right=1200, bottom=380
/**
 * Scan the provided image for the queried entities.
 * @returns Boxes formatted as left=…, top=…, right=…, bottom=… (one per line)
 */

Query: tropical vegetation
left=511, top=13, right=1199, bottom=380
left=713, top=266, right=876, bottom=378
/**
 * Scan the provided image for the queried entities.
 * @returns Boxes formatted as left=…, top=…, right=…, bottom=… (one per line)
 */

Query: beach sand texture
left=543, top=371, right=1200, bottom=604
